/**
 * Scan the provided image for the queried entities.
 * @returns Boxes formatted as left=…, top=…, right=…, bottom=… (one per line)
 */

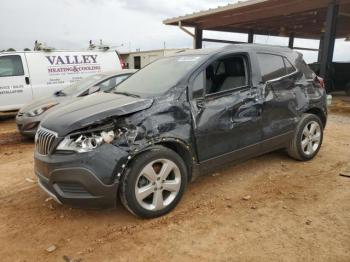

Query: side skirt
left=192, top=131, right=294, bottom=180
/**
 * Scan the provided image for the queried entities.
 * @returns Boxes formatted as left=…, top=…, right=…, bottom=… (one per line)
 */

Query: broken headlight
left=26, top=102, right=58, bottom=117
left=56, top=125, right=142, bottom=153
left=57, top=130, right=115, bottom=153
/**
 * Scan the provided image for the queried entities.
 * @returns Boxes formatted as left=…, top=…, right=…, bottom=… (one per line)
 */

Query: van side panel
left=25, top=51, right=121, bottom=100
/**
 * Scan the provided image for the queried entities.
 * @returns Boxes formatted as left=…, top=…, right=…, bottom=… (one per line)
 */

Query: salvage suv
left=34, top=44, right=327, bottom=218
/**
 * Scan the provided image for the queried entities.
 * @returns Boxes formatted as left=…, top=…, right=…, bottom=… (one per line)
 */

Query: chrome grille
left=35, top=127, right=57, bottom=155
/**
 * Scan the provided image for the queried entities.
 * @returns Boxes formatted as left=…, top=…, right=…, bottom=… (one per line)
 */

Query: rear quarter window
left=284, top=58, right=296, bottom=74
left=257, top=53, right=286, bottom=82
left=299, top=60, right=315, bottom=79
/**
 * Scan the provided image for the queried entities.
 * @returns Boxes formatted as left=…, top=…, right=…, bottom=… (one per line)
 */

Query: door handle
left=25, top=76, right=30, bottom=85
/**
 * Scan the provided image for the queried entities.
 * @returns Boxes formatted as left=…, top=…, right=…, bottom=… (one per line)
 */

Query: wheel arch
left=305, top=107, right=327, bottom=129
left=154, top=140, right=194, bottom=182
left=117, top=139, right=195, bottom=183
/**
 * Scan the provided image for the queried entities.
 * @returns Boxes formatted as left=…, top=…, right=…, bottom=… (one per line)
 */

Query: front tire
left=119, top=146, right=188, bottom=218
left=287, top=114, right=323, bottom=161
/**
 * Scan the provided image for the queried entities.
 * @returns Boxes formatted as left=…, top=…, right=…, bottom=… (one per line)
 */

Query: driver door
left=190, top=54, right=262, bottom=163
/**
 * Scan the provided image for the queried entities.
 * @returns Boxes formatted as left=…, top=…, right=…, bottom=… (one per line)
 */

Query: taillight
left=315, top=76, right=325, bottom=89
left=120, top=58, right=126, bottom=69
left=116, top=51, right=126, bottom=69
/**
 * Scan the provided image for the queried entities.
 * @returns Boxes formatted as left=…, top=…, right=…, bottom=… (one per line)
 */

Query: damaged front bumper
left=16, top=113, right=41, bottom=137
left=34, top=143, right=129, bottom=208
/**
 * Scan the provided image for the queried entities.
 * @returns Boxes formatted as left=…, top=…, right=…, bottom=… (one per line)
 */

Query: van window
left=257, top=53, right=286, bottom=82
left=0, top=55, right=24, bottom=77
left=205, top=56, right=247, bottom=95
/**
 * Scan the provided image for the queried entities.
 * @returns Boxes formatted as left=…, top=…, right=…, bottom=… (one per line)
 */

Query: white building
left=120, top=48, right=189, bottom=69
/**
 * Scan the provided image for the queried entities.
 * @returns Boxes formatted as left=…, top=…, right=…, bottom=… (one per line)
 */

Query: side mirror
left=88, top=85, right=100, bottom=95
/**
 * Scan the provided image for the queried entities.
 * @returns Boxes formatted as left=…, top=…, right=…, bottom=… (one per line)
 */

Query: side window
left=115, top=75, right=129, bottom=85
left=102, top=75, right=131, bottom=93
left=0, top=55, right=24, bottom=77
left=97, top=79, right=111, bottom=91
left=98, top=76, right=128, bottom=92
left=257, top=53, right=286, bottom=82
left=300, top=60, right=315, bottom=79
left=284, top=58, right=296, bottom=75
left=192, top=71, right=205, bottom=99
left=215, top=61, right=225, bottom=76
left=205, top=56, right=247, bottom=95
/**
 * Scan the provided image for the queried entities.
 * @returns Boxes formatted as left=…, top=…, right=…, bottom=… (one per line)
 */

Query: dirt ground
left=0, top=103, right=349, bottom=261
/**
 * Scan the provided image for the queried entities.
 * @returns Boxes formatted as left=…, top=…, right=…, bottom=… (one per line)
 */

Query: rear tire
left=287, top=114, right=323, bottom=161
left=119, top=146, right=188, bottom=218
left=345, top=83, right=350, bottom=96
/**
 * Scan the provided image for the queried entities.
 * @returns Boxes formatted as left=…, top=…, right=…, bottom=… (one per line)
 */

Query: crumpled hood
left=41, top=92, right=153, bottom=136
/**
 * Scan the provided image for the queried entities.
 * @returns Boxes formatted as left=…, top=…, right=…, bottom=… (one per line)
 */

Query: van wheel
left=119, top=146, right=188, bottom=218
left=287, top=114, right=323, bottom=161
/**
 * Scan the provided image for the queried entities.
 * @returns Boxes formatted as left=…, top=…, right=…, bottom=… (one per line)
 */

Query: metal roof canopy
left=164, top=0, right=350, bottom=39
left=163, top=0, right=350, bottom=86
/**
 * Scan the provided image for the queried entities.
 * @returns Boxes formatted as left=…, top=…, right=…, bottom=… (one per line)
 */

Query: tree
left=6, top=48, right=15, bottom=52
left=24, top=48, right=31, bottom=51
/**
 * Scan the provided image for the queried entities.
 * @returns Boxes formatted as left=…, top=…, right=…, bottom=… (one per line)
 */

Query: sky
left=1, top=0, right=349, bottom=63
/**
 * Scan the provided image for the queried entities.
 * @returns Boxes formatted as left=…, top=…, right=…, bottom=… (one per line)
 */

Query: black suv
left=34, top=44, right=327, bottom=218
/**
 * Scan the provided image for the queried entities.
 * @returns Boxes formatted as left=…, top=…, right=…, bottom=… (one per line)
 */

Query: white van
left=0, top=50, right=123, bottom=111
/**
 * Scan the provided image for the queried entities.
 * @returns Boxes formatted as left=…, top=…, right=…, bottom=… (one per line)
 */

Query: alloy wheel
left=135, top=159, right=181, bottom=211
left=301, top=121, right=321, bottom=156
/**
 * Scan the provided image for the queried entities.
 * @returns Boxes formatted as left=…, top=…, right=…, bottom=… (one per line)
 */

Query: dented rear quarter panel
left=251, top=51, right=327, bottom=142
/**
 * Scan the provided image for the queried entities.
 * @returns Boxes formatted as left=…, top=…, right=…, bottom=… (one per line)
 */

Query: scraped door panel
left=262, top=76, right=298, bottom=140
left=192, top=88, right=262, bottom=162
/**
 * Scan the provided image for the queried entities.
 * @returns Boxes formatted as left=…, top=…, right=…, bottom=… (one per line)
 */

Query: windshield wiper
left=113, top=91, right=140, bottom=98
left=54, top=90, right=66, bottom=97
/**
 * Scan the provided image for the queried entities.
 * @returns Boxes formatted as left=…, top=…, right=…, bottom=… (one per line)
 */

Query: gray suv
left=34, top=44, right=327, bottom=218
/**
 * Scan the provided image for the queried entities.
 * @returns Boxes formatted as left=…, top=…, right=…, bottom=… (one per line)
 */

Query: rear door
left=190, top=53, right=262, bottom=162
left=256, top=53, right=299, bottom=142
left=0, top=53, right=32, bottom=111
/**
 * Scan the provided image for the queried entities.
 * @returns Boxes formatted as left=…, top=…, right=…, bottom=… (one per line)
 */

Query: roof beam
left=196, top=0, right=331, bottom=29
left=228, top=9, right=326, bottom=29
left=164, top=0, right=350, bottom=39
left=163, top=0, right=270, bottom=25
left=178, top=21, right=194, bottom=37
left=293, top=47, right=319, bottom=51
left=202, top=38, right=246, bottom=44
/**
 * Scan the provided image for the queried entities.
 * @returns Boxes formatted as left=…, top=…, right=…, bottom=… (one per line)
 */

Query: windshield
left=116, top=55, right=204, bottom=97
left=61, top=74, right=106, bottom=96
